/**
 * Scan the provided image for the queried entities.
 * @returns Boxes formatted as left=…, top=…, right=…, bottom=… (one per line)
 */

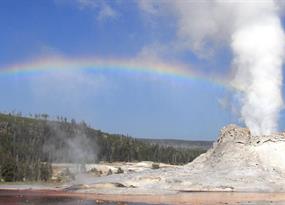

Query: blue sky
left=0, top=0, right=284, bottom=140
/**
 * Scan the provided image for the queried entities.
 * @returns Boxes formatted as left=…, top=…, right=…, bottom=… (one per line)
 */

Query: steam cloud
left=43, top=121, right=96, bottom=163
left=231, top=2, right=284, bottom=135
left=140, top=0, right=285, bottom=135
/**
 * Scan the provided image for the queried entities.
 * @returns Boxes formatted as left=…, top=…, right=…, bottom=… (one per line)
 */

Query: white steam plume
left=139, top=0, right=285, bottom=135
left=231, top=1, right=284, bottom=135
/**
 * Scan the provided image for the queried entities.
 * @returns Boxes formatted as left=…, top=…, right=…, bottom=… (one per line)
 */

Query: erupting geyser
left=231, top=1, right=285, bottom=136
left=163, top=0, right=285, bottom=135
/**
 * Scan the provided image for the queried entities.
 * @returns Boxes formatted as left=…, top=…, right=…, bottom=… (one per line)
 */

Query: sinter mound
left=75, top=124, right=285, bottom=194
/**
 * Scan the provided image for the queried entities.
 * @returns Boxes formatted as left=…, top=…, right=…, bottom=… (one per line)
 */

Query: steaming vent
left=229, top=1, right=285, bottom=136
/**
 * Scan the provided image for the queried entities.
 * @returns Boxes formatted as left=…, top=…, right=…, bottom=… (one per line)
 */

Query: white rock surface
left=77, top=124, right=285, bottom=193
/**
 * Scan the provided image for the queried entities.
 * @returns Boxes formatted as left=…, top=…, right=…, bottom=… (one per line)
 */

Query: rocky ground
left=66, top=124, right=285, bottom=194
left=51, top=161, right=177, bottom=183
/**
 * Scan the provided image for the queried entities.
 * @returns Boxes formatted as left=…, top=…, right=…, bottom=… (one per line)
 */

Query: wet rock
left=52, top=168, right=75, bottom=183
left=152, top=163, right=160, bottom=169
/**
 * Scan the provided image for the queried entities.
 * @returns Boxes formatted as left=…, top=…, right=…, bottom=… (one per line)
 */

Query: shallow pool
left=0, top=190, right=153, bottom=205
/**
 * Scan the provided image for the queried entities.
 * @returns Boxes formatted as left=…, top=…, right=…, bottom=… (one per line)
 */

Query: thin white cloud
left=76, top=0, right=118, bottom=21
left=137, top=43, right=168, bottom=62
left=97, top=3, right=118, bottom=21
left=138, top=0, right=234, bottom=58
left=138, top=0, right=159, bottom=15
left=55, top=0, right=118, bottom=21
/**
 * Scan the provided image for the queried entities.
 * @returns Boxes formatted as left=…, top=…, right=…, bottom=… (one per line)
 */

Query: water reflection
left=1, top=190, right=285, bottom=205
left=0, top=195, right=151, bottom=205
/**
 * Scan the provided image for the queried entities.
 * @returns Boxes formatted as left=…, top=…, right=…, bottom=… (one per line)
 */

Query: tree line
left=0, top=113, right=207, bottom=182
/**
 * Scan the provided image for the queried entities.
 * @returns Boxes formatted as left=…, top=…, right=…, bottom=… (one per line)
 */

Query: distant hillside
left=0, top=112, right=208, bottom=182
left=139, top=138, right=213, bottom=150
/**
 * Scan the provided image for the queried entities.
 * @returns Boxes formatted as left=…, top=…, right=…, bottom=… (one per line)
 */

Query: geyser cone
left=78, top=124, right=285, bottom=193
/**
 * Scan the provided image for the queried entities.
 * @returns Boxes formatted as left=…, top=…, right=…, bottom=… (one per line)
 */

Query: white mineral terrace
left=62, top=124, right=285, bottom=194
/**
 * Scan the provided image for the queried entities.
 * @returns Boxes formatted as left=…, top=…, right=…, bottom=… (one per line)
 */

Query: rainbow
left=0, top=57, right=227, bottom=86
